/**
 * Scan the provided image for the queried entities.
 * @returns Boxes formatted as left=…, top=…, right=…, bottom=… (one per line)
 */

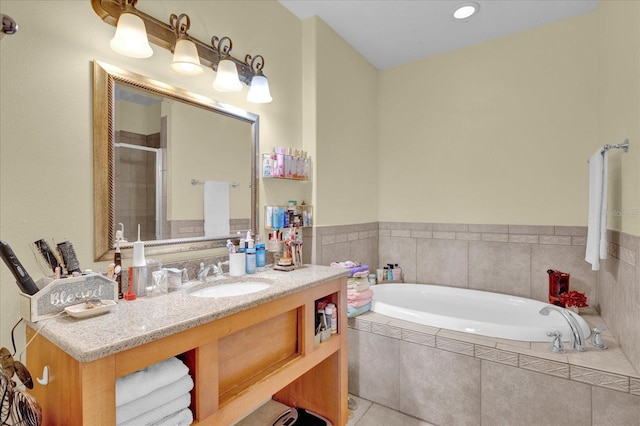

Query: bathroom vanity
left=25, top=265, right=348, bottom=425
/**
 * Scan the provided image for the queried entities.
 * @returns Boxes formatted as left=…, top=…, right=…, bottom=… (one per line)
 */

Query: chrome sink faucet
left=197, top=262, right=225, bottom=280
left=539, top=305, right=586, bottom=352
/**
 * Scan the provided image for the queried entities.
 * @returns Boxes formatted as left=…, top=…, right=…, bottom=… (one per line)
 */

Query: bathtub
left=371, top=284, right=591, bottom=342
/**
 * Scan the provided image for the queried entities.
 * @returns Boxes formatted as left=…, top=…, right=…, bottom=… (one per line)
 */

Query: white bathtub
left=371, top=284, right=591, bottom=342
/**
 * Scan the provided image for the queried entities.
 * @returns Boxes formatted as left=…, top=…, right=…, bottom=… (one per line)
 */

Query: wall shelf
left=265, top=205, right=313, bottom=230
left=262, top=153, right=311, bottom=181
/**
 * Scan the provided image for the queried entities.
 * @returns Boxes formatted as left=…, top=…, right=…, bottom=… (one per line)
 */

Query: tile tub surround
left=378, top=222, right=640, bottom=374
left=306, top=222, right=379, bottom=269
left=348, top=311, right=640, bottom=426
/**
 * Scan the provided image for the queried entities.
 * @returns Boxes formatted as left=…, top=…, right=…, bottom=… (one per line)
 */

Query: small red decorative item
left=559, top=290, right=588, bottom=308
left=547, top=269, right=570, bottom=307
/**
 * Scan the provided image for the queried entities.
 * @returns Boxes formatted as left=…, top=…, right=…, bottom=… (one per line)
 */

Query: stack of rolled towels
left=329, top=261, right=373, bottom=318
left=116, top=356, right=194, bottom=426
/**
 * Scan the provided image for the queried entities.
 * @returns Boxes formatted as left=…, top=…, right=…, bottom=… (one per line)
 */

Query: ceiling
left=278, top=0, right=600, bottom=69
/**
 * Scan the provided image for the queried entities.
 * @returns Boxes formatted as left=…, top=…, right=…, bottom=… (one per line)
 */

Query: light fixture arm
left=91, top=0, right=258, bottom=85
left=246, top=54, right=266, bottom=77
left=169, top=13, right=191, bottom=41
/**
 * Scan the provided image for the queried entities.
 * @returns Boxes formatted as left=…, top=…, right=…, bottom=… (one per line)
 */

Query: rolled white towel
left=120, top=394, right=191, bottom=426
left=152, top=408, right=193, bottom=426
left=117, top=374, right=194, bottom=424
left=116, top=357, right=189, bottom=407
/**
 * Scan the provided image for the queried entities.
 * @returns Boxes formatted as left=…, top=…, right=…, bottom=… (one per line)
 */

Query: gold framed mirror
left=93, top=61, right=259, bottom=261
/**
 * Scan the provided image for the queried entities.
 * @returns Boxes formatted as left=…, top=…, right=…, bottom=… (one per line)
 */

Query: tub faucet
left=539, top=306, right=586, bottom=352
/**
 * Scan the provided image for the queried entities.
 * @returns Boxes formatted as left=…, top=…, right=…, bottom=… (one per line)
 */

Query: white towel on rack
left=204, top=181, right=230, bottom=237
left=116, top=356, right=189, bottom=407
left=585, top=149, right=608, bottom=271
left=117, top=374, right=194, bottom=424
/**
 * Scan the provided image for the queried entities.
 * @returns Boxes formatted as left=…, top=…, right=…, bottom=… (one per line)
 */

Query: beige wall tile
left=416, top=239, right=468, bottom=287
left=436, top=336, right=474, bottom=356
left=474, top=346, right=519, bottom=366
left=469, top=224, right=509, bottom=233
left=554, top=226, right=588, bottom=236
left=509, top=225, right=555, bottom=235
left=570, top=365, right=629, bottom=392
left=519, top=354, right=570, bottom=379
left=482, top=362, right=591, bottom=426
left=350, top=237, right=379, bottom=271
left=399, top=341, right=481, bottom=425
left=379, top=236, right=417, bottom=282
left=320, top=241, right=350, bottom=266
left=592, top=386, right=640, bottom=426
left=432, top=223, right=468, bottom=232
left=347, top=329, right=400, bottom=410
left=469, top=242, right=531, bottom=297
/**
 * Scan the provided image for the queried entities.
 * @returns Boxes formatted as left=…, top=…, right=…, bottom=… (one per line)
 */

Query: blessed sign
left=19, top=274, right=117, bottom=322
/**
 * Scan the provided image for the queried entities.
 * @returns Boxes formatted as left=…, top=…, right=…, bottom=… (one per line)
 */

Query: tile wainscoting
left=310, top=222, right=638, bottom=373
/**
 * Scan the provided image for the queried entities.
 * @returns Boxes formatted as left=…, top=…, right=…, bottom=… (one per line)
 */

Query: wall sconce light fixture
left=91, top=0, right=272, bottom=103
left=211, top=36, right=242, bottom=92
left=169, top=13, right=202, bottom=75
left=109, top=1, right=153, bottom=58
left=246, top=55, right=272, bottom=104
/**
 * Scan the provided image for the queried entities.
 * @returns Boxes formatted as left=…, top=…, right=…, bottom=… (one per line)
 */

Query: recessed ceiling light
left=453, top=2, right=480, bottom=20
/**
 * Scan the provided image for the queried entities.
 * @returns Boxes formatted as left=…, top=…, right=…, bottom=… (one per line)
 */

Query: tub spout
left=539, top=305, right=586, bottom=352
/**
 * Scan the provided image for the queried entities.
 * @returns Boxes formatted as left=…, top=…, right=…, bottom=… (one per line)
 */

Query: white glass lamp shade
left=110, top=13, right=153, bottom=58
left=247, top=75, right=272, bottom=103
left=170, top=38, right=203, bottom=75
left=213, top=59, right=242, bottom=92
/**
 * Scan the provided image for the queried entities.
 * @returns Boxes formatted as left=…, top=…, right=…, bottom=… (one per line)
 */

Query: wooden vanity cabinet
left=26, top=277, right=348, bottom=425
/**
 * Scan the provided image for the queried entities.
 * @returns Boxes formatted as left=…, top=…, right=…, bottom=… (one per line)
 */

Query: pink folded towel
left=348, top=297, right=372, bottom=308
left=347, top=289, right=373, bottom=301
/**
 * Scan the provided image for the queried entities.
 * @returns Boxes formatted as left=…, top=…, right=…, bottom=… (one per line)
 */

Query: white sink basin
left=190, top=281, right=270, bottom=298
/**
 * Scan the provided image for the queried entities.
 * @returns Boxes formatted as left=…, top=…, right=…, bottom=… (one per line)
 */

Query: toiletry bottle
left=246, top=230, right=254, bottom=249
left=132, top=224, right=146, bottom=267
left=392, top=264, right=402, bottom=281
left=114, top=239, right=123, bottom=299
left=262, top=154, right=272, bottom=177
left=256, top=242, right=266, bottom=272
left=326, top=303, right=337, bottom=334
left=245, top=248, right=256, bottom=274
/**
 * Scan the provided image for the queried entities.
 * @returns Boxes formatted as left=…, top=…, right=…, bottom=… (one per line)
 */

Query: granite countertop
left=30, top=265, right=348, bottom=363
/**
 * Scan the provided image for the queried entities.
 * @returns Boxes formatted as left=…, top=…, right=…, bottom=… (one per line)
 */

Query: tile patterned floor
left=347, top=395, right=436, bottom=426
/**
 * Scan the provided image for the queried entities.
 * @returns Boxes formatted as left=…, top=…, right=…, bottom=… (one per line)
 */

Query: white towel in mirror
left=204, top=181, right=230, bottom=237
left=585, top=149, right=608, bottom=271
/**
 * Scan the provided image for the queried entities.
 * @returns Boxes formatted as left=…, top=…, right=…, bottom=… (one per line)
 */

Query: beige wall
left=0, top=0, right=302, bottom=348
left=168, top=102, right=250, bottom=220
left=378, top=10, right=601, bottom=227
left=378, top=2, right=639, bottom=236
left=598, top=0, right=640, bottom=235
left=304, top=17, right=379, bottom=227
left=116, top=99, right=161, bottom=136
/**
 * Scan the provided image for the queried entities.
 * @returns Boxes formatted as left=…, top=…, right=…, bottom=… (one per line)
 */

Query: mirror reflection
left=93, top=61, right=259, bottom=261
left=113, top=84, right=251, bottom=242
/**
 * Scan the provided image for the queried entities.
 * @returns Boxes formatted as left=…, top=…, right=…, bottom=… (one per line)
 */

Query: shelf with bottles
left=314, top=294, right=339, bottom=347
left=262, top=150, right=312, bottom=181
left=264, top=204, right=313, bottom=230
